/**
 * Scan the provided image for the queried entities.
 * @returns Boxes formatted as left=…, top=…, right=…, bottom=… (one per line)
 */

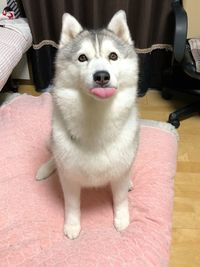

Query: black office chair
left=162, top=0, right=200, bottom=128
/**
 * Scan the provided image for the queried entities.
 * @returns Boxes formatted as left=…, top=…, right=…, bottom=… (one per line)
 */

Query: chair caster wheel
left=169, top=120, right=180, bottom=128
left=162, top=88, right=172, bottom=100
left=168, top=114, right=180, bottom=128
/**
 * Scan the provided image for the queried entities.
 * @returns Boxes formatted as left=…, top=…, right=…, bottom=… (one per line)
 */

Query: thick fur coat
left=37, top=10, right=139, bottom=239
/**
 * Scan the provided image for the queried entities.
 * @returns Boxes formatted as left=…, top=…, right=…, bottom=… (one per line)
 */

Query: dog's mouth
left=90, top=87, right=117, bottom=99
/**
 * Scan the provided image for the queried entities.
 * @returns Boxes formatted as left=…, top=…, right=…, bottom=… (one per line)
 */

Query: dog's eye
left=78, top=54, right=88, bottom=62
left=109, top=52, right=118, bottom=61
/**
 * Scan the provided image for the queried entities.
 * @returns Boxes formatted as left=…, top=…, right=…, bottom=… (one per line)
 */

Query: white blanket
left=0, top=18, right=32, bottom=41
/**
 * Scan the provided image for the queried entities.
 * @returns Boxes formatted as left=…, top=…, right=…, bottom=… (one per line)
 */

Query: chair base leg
left=168, top=102, right=200, bottom=128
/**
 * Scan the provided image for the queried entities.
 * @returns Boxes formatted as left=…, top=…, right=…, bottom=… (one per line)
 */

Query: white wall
left=183, top=0, right=200, bottom=38
left=12, top=54, right=31, bottom=80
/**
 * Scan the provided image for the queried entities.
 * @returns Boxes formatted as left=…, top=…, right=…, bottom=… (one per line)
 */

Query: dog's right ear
left=59, top=13, right=83, bottom=48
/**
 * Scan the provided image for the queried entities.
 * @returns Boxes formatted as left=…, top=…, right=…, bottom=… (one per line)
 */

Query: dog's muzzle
left=90, top=71, right=116, bottom=99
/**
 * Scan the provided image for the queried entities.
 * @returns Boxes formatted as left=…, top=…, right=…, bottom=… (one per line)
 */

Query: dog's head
left=55, top=10, right=138, bottom=100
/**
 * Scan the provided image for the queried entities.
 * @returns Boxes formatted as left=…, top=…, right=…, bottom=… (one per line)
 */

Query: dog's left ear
left=107, top=10, right=132, bottom=45
left=59, top=13, right=83, bottom=48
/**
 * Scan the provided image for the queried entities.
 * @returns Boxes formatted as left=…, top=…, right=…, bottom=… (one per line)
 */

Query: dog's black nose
left=93, top=71, right=110, bottom=86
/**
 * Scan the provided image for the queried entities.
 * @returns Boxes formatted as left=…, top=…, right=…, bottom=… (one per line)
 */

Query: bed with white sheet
left=0, top=18, right=32, bottom=91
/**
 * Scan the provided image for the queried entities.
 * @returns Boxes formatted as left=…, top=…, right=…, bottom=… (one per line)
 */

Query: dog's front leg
left=60, top=177, right=81, bottom=239
left=111, top=176, right=130, bottom=232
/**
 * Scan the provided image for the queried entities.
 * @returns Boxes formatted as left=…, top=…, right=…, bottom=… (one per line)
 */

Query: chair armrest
left=172, top=0, right=188, bottom=62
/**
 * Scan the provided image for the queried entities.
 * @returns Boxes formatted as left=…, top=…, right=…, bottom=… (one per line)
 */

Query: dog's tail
left=36, top=158, right=56, bottom=181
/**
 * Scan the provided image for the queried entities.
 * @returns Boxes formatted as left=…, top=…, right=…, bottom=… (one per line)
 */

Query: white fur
left=36, top=10, right=139, bottom=239
left=107, top=10, right=133, bottom=45
left=59, top=13, right=83, bottom=48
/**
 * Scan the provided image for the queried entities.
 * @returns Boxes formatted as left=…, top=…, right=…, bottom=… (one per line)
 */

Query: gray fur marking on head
left=57, top=28, right=135, bottom=64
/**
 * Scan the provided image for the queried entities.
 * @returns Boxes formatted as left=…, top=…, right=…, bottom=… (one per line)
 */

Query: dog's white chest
left=52, top=128, right=137, bottom=187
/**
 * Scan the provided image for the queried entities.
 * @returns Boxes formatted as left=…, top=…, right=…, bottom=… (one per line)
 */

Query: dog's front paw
left=114, top=210, right=130, bottom=232
left=64, top=223, right=81, bottom=240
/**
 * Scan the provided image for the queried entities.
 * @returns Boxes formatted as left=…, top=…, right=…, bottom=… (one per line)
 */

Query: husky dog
left=36, top=10, right=139, bottom=239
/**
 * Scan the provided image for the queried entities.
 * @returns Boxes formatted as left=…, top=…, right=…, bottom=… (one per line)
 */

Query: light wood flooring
left=18, top=86, right=200, bottom=267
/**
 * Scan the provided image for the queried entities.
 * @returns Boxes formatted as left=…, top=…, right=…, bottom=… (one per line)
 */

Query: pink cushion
left=0, top=94, right=177, bottom=267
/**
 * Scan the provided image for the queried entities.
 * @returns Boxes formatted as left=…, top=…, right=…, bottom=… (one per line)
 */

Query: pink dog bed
left=0, top=93, right=178, bottom=267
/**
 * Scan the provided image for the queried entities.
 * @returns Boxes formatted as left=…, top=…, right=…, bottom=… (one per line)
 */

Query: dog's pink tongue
left=90, top=87, right=116, bottom=99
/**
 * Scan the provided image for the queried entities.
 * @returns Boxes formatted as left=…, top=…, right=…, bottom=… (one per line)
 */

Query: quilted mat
left=0, top=93, right=178, bottom=267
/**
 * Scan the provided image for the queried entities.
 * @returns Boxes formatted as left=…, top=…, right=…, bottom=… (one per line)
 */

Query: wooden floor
left=18, top=86, right=200, bottom=266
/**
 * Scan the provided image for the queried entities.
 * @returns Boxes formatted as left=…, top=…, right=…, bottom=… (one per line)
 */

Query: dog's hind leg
left=128, top=179, right=133, bottom=192
left=36, top=158, right=56, bottom=181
